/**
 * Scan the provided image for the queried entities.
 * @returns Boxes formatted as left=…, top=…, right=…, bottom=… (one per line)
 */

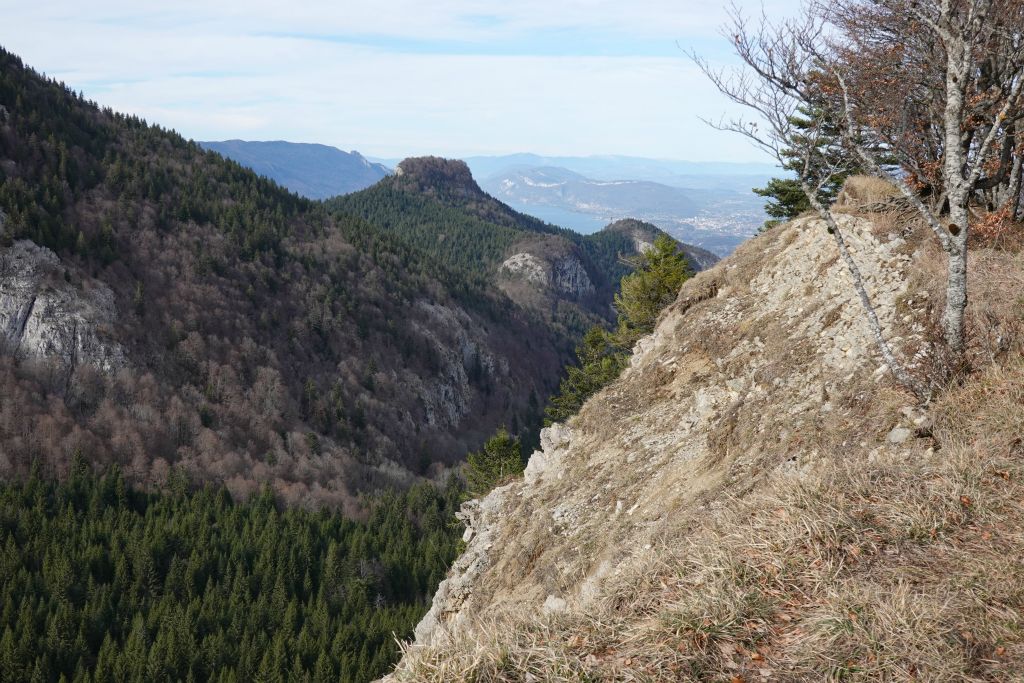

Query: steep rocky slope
left=0, top=240, right=125, bottom=376
left=383, top=213, right=1024, bottom=680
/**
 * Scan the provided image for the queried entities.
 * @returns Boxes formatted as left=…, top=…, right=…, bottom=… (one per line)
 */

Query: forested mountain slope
left=0, top=48, right=566, bottom=506
left=0, top=467, right=464, bottom=682
left=328, top=157, right=717, bottom=330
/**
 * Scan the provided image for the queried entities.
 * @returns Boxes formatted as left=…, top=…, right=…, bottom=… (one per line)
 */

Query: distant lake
left=506, top=204, right=612, bottom=234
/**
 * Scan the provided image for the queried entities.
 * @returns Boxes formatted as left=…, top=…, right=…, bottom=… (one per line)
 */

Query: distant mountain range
left=457, top=153, right=778, bottom=189
left=198, top=141, right=776, bottom=255
left=199, top=140, right=391, bottom=199
left=473, top=163, right=771, bottom=256
left=480, top=166, right=700, bottom=217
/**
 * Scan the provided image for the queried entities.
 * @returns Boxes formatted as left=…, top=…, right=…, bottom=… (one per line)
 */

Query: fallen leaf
left=750, top=652, right=764, bottom=662
left=960, top=495, right=973, bottom=507
left=996, top=646, right=1006, bottom=657
left=731, top=676, right=745, bottom=683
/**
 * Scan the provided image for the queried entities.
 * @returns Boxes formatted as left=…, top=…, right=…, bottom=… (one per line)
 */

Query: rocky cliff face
left=379, top=214, right=1024, bottom=681
left=407, top=301, right=508, bottom=429
left=0, top=240, right=126, bottom=376
left=393, top=157, right=483, bottom=201
left=603, top=218, right=720, bottom=271
left=500, top=251, right=595, bottom=297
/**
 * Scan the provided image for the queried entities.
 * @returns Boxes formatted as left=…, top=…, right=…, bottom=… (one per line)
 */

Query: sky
left=3, top=0, right=803, bottom=162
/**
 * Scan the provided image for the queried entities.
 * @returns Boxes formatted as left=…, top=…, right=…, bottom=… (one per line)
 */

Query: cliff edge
left=384, top=213, right=1024, bottom=681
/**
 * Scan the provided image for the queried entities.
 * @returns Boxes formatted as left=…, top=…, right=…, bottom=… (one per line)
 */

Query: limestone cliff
left=500, top=250, right=596, bottom=297
left=383, top=214, right=1024, bottom=680
left=0, top=240, right=126, bottom=376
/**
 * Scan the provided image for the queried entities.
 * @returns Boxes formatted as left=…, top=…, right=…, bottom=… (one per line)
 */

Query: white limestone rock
left=0, top=240, right=126, bottom=376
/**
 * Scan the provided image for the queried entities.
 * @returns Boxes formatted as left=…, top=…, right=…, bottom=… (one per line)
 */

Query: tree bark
left=943, top=217, right=969, bottom=357
left=940, top=36, right=971, bottom=358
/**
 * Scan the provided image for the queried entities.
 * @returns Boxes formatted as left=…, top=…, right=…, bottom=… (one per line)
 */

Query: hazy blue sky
left=4, top=1, right=802, bottom=161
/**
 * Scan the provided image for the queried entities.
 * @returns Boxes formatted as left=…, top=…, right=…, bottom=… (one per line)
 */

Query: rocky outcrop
left=382, top=214, right=935, bottom=680
left=0, top=240, right=126, bottom=376
left=601, top=218, right=720, bottom=271
left=551, top=255, right=594, bottom=296
left=407, top=301, right=505, bottom=429
left=499, top=252, right=548, bottom=287
left=393, top=157, right=483, bottom=201
left=500, top=251, right=595, bottom=297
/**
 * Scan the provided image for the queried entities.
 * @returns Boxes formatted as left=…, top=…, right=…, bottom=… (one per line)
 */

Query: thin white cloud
left=3, top=0, right=804, bottom=160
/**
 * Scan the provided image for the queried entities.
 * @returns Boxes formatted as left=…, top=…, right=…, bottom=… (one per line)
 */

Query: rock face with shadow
left=0, top=240, right=126, bottom=377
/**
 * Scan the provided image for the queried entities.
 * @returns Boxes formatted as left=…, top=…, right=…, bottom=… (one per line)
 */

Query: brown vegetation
left=383, top=214, right=1024, bottom=681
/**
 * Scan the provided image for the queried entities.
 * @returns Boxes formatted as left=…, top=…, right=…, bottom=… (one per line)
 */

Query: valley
left=3, top=0, right=1022, bottom=678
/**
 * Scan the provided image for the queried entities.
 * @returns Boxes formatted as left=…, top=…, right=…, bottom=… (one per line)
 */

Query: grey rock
left=500, top=252, right=548, bottom=286
left=551, top=256, right=594, bottom=296
left=0, top=240, right=126, bottom=376
left=408, top=488, right=512, bottom=648
left=500, top=252, right=595, bottom=297
left=887, top=426, right=913, bottom=444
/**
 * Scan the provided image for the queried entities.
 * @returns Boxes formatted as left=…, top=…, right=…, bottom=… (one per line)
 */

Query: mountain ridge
left=199, top=139, right=391, bottom=199
left=380, top=208, right=1024, bottom=680
left=0, top=48, right=566, bottom=507
left=329, top=157, right=718, bottom=329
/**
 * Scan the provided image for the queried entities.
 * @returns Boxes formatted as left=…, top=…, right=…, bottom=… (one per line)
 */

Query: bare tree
left=692, top=8, right=930, bottom=399
left=824, top=0, right=1024, bottom=356
left=697, top=0, right=1024, bottom=396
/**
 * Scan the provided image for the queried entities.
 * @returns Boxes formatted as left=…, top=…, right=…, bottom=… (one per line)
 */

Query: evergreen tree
left=0, top=469, right=463, bottom=683
left=752, top=102, right=857, bottom=230
left=544, top=327, right=626, bottom=424
left=613, top=233, right=691, bottom=349
left=464, top=429, right=524, bottom=497
left=545, top=233, right=691, bottom=426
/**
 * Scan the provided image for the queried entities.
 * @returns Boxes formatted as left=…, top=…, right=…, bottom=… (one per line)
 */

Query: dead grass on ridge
left=387, top=225, right=1024, bottom=683
left=395, top=361, right=1024, bottom=681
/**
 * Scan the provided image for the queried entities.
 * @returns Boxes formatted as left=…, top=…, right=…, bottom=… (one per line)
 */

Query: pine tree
left=463, top=429, right=524, bottom=497
left=613, top=234, right=691, bottom=349
left=752, top=102, right=857, bottom=230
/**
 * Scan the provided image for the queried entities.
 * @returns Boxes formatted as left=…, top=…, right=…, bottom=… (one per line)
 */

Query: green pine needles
left=464, top=429, right=525, bottom=498
left=545, top=233, right=692, bottom=425
left=0, top=463, right=463, bottom=683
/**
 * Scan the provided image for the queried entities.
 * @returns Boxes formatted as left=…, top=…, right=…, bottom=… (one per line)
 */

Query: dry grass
left=384, top=216, right=1024, bottom=683
left=393, top=361, right=1024, bottom=680
left=835, top=175, right=901, bottom=209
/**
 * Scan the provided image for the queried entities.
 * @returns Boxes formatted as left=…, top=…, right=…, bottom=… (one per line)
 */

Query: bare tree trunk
left=943, top=221, right=970, bottom=357
left=941, top=40, right=971, bottom=359
left=1008, top=156, right=1024, bottom=220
